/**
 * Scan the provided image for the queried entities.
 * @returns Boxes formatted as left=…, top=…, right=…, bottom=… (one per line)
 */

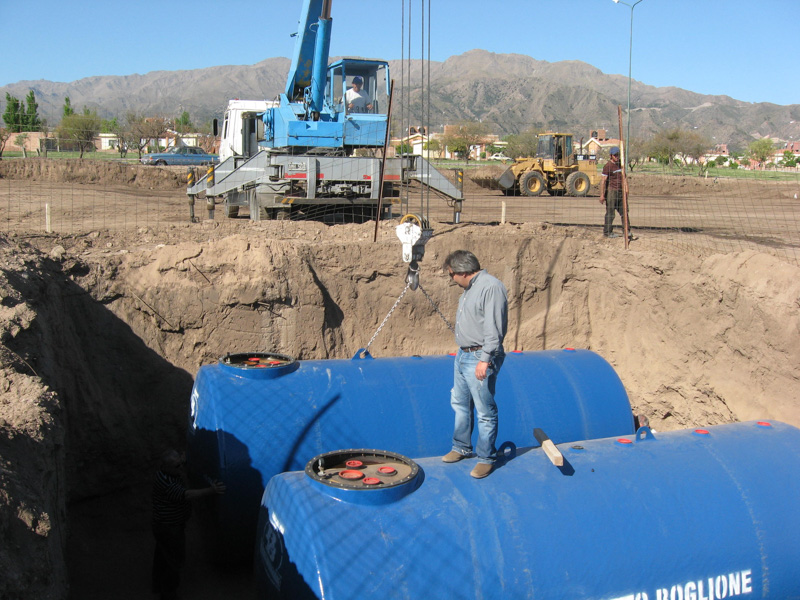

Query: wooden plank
left=534, top=428, right=564, bottom=467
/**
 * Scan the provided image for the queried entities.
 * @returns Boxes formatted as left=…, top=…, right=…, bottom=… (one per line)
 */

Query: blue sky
left=1, top=0, right=796, bottom=106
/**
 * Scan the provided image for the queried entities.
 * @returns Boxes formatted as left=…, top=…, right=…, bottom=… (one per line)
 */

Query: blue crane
left=186, top=0, right=463, bottom=223
left=264, top=0, right=390, bottom=152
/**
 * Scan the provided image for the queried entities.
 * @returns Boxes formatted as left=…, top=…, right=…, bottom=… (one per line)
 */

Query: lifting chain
left=418, top=283, right=454, bottom=333
left=361, top=280, right=411, bottom=356
left=361, top=278, right=454, bottom=357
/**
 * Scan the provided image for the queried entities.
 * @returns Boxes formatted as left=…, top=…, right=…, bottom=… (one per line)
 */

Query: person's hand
left=211, top=481, right=226, bottom=495
left=599, top=197, right=606, bottom=204
left=475, top=361, right=489, bottom=381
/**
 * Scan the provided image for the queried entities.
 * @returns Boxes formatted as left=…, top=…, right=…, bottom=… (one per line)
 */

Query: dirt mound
left=0, top=158, right=188, bottom=189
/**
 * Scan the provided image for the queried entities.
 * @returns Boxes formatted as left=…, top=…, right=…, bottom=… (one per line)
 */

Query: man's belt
left=460, top=345, right=482, bottom=352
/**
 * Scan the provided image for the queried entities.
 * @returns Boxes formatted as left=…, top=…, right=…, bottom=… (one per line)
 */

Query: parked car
left=141, top=146, right=219, bottom=166
left=489, top=153, right=511, bottom=162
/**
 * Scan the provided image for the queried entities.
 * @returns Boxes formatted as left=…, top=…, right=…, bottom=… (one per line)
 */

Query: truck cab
left=217, top=99, right=277, bottom=162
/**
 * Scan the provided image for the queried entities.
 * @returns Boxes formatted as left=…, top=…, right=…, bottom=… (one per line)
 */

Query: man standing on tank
left=441, top=250, right=508, bottom=479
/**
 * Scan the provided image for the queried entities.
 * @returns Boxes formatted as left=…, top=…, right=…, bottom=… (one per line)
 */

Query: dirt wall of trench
left=2, top=218, right=799, bottom=598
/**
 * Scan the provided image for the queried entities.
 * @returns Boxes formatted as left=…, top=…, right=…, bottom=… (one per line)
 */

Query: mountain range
left=3, top=49, right=799, bottom=151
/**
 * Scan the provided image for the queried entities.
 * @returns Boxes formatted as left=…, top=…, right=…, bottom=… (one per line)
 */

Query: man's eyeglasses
left=448, top=270, right=457, bottom=279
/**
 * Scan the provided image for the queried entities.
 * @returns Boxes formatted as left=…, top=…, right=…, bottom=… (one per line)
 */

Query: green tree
left=780, top=150, right=797, bottom=168
left=645, top=128, right=685, bottom=167
left=3, top=93, right=23, bottom=133
left=441, top=120, right=489, bottom=163
left=63, top=97, right=74, bottom=118
left=57, top=107, right=101, bottom=158
left=175, top=111, right=193, bottom=133
left=24, top=90, right=40, bottom=131
left=747, top=138, right=776, bottom=168
left=101, top=117, right=119, bottom=134
left=503, top=127, right=540, bottom=158
left=14, top=133, right=29, bottom=158
left=423, top=138, right=440, bottom=152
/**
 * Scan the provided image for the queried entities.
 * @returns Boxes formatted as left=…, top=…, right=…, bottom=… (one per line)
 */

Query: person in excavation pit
left=151, top=448, right=225, bottom=600
left=441, top=250, right=508, bottom=479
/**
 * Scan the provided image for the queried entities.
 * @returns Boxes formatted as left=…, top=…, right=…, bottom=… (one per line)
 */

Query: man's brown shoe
left=442, top=450, right=469, bottom=463
left=470, top=463, right=494, bottom=479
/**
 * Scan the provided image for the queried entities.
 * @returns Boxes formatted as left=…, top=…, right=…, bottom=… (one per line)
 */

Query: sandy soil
left=1, top=159, right=799, bottom=599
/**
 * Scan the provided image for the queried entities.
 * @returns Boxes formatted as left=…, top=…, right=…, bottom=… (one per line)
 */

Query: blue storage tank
left=255, top=421, right=800, bottom=600
left=187, top=348, right=634, bottom=558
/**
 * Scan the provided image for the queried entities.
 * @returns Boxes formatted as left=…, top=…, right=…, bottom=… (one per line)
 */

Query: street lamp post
left=613, top=0, right=645, bottom=165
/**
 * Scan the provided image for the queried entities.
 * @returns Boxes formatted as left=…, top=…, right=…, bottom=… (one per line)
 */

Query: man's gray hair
left=444, top=250, right=481, bottom=274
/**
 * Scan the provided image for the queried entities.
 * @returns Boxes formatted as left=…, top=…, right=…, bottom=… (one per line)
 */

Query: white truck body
left=217, top=99, right=277, bottom=162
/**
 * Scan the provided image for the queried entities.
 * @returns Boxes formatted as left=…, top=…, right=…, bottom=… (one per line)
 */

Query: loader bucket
left=496, top=166, right=517, bottom=190
left=469, top=165, right=506, bottom=191
left=470, top=174, right=502, bottom=190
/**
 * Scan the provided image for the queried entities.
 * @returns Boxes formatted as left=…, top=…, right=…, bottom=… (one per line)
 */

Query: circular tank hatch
left=218, top=351, right=298, bottom=379
left=305, top=449, right=421, bottom=504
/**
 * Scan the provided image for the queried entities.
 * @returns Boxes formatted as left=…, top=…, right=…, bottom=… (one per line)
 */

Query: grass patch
left=632, top=162, right=799, bottom=182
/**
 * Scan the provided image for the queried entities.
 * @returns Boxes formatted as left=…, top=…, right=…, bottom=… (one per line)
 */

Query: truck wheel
left=566, top=171, right=591, bottom=197
left=155, top=160, right=167, bottom=166
left=224, top=204, right=239, bottom=218
left=520, top=171, right=546, bottom=196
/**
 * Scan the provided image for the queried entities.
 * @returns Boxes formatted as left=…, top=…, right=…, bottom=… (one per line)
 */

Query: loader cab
left=537, top=133, right=573, bottom=168
left=327, top=59, right=390, bottom=117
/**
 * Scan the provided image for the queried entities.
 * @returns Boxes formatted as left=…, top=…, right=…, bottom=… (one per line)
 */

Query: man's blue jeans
left=450, top=349, right=505, bottom=464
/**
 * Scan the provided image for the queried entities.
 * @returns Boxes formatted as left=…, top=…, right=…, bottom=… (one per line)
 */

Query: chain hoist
left=360, top=214, right=452, bottom=355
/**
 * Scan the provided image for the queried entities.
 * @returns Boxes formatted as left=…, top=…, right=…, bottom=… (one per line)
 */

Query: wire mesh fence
left=1, top=158, right=798, bottom=266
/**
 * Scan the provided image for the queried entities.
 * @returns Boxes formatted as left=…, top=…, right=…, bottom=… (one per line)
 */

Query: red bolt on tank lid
left=378, top=466, right=397, bottom=475
left=363, top=477, right=381, bottom=485
left=616, top=438, right=632, bottom=445
left=448, top=352, right=457, bottom=356
left=757, top=421, right=773, bottom=427
left=345, top=460, right=364, bottom=468
left=512, top=350, right=523, bottom=353
left=693, top=429, right=710, bottom=435
left=564, top=348, right=576, bottom=352
left=339, top=469, right=364, bottom=480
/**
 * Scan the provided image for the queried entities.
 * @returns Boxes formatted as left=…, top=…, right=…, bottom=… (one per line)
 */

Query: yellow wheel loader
left=493, top=133, right=600, bottom=197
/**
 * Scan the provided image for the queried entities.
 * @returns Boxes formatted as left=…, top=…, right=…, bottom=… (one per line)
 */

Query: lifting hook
left=396, top=213, right=432, bottom=290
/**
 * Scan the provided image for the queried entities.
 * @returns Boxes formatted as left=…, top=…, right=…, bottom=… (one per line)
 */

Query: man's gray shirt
left=454, top=270, right=508, bottom=362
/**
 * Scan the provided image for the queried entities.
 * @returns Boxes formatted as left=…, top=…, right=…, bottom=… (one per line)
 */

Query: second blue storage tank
left=187, top=348, right=634, bottom=557
left=256, top=421, right=800, bottom=599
